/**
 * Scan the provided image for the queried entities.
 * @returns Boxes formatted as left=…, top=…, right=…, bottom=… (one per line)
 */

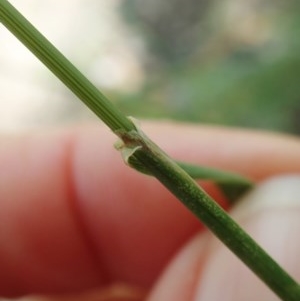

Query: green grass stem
left=1, top=1, right=299, bottom=300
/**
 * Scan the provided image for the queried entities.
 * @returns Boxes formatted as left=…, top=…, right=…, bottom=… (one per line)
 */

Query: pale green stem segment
left=0, top=1, right=299, bottom=300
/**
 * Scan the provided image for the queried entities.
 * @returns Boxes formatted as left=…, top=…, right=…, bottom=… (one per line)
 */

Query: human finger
left=1, top=123, right=300, bottom=296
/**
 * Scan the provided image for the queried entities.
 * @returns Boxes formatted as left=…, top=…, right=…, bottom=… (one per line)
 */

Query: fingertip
left=194, top=175, right=300, bottom=300
left=146, top=233, right=209, bottom=301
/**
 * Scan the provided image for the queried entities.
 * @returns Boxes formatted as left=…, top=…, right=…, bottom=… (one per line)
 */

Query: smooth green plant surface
left=0, top=1, right=300, bottom=300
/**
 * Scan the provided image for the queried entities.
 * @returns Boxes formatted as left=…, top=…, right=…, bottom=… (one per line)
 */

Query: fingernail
left=194, top=175, right=300, bottom=301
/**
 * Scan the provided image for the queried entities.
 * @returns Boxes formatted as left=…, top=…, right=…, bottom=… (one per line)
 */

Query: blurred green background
left=1, top=0, right=299, bottom=133
left=113, top=0, right=300, bottom=134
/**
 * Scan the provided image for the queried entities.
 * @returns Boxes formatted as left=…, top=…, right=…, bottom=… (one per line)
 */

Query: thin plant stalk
left=0, top=1, right=299, bottom=300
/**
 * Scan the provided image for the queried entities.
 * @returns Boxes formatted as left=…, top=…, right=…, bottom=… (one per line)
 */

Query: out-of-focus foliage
left=117, top=0, right=300, bottom=134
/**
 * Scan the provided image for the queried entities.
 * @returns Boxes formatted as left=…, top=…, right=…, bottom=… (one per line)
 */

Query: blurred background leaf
left=0, top=0, right=299, bottom=133
left=115, top=0, right=300, bottom=134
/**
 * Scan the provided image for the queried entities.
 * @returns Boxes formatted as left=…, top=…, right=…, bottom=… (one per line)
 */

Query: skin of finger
left=15, top=284, right=147, bottom=301
left=146, top=232, right=210, bottom=301
left=0, top=131, right=104, bottom=296
left=0, top=122, right=300, bottom=296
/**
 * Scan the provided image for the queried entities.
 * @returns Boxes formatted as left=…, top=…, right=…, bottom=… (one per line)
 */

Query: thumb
left=195, top=175, right=300, bottom=301
left=147, top=175, right=300, bottom=301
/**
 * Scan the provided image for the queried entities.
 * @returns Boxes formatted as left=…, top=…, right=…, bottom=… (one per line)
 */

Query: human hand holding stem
left=0, top=124, right=300, bottom=301
left=0, top=0, right=300, bottom=300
